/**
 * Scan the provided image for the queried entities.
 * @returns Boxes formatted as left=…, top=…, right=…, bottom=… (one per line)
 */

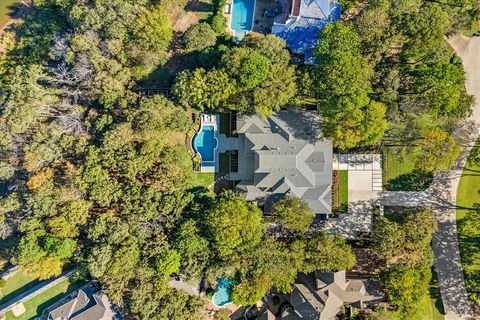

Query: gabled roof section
left=300, top=0, right=331, bottom=19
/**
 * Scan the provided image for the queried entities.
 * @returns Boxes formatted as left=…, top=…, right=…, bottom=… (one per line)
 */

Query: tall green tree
left=273, top=195, right=314, bottom=233
left=416, top=128, right=460, bottom=173
left=182, top=23, right=218, bottom=52
left=173, top=68, right=236, bottom=111
left=221, top=47, right=271, bottom=90
left=207, top=191, right=265, bottom=258
left=301, top=232, right=356, bottom=273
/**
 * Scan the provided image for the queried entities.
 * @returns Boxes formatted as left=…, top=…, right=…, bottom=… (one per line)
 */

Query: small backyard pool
left=212, top=278, right=233, bottom=307
left=193, top=125, right=217, bottom=162
left=230, top=0, right=255, bottom=33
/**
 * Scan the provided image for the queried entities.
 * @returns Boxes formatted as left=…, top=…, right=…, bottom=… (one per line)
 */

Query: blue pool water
left=212, top=278, right=233, bottom=307
left=230, top=0, right=255, bottom=32
left=193, top=125, right=217, bottom=162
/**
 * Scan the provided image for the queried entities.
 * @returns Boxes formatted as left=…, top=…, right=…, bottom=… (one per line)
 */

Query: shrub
left=211, top=13, right=227, bottom=34
left=182, top=23, right=217, bottom=52
left=212, top=0, right=227, bottom=13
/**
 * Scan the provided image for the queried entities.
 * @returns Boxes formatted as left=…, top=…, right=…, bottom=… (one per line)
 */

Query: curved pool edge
left=191, top=131, right=203, bottom=162
left=211, top=293, right=233, bottom=308
left=192, top=122, right=218, bottom=172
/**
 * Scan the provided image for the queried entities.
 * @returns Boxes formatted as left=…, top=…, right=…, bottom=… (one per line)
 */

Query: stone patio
left=252, top=0, right=282, bottom=34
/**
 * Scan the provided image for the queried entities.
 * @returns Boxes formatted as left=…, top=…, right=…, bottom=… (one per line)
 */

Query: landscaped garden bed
left=332, top=170, right=348, bottom=214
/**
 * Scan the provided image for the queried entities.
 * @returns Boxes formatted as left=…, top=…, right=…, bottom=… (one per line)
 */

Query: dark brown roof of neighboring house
left=48, top=289, right=114, bottom=320
left=49, top=290, right=90, bottom=320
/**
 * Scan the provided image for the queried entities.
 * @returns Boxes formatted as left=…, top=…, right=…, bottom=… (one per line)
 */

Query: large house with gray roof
left=228, top=109, right=333, bottom=219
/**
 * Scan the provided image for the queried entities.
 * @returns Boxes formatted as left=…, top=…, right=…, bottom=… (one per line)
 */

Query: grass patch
left=5, top=278, right=85, bottom=320
left=456, top=163, right=480, bottom=218
left=456, top=142, right=480, bottom=306
left=0, top=270, right=39, bottom=305
left=383, top=270, right=444, bottom=320
left=338, top=170, right=348, bottom=213
left=413, top=271, right=445, bottom=320
left=384, top=147, right=432, bottom=191
left=464, top=19, right=480, bottom=37
left=0, top=0, right=18, bottom=28
left=190, top=172, right=214, bottom=189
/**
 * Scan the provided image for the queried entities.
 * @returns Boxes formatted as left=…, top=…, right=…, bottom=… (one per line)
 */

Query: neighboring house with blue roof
left=272, top=0, right=341, bottom=64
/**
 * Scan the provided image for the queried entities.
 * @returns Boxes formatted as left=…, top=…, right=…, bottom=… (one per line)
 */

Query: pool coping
left=211, top=292, right=233, bottom=308
left=211, top=277, right=234, bottom=308
left=193, top=114, right=219, bottom=173
left=228, top=0, right=257, bottom=40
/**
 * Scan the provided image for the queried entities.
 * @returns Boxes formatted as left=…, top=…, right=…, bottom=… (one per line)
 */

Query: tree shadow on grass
left=0, top=279, right=41, bottom=305
left=387, top=170, right=433, bottom=191
left=430, top=269, right=446, bottom=316
left=34, top=281, right=87, bottom=318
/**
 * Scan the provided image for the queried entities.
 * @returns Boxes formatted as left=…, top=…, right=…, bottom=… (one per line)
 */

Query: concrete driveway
left=328, top=154, right=382, bottom=239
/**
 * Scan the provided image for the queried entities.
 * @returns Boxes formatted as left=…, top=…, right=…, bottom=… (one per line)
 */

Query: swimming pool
left=230, top=0, right=255, bottom=33
left=193, top=125, right=217, bottom=162
left=212, top=278, right=233, bottom=307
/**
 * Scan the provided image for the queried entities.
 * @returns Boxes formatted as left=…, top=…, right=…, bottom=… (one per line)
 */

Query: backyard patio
left=252, top=0, right=283, bottom=34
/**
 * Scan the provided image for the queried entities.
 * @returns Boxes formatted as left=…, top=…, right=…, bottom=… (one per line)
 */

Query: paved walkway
left=429, top=35, right=480, bottom=320
left=168, top=278, right=200, bottom=296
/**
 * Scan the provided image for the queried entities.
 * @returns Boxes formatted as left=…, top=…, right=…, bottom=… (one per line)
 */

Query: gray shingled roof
left=231, top=109, right=332, bottom=215
left=48, top=289, right=113, bottom=320
left=283, top=271, right=381, bottom=320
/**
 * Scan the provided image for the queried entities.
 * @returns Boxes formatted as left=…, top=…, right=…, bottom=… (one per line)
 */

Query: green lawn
left=0, top=270, right=39, bottom=305
left=413, top=273, right=445, bottom=320
left=338, top=170, right=348, bottom=213
left=190, top=172, right=214, bottom=189
left=384, top=272, right=444, bottom=320
left=456, top=160, right=480, bottom=219
left=384, top=146, right=432, bottom=191
left=0, top=0, right=19, bottom=28
left=5, top=278, right=85, bottom=320
left=456, top=143, right=480, bottom=306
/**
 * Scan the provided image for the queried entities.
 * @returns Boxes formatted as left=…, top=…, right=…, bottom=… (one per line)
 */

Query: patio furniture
left=224, top=3, right=231, bottom=14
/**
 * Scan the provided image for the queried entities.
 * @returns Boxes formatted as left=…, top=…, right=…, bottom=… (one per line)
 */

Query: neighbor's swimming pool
left=212, top=278, right=233, bottom=307
left=193, top=125, right=217, bottom=162
left=230, top=0, right=255, bottom=33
